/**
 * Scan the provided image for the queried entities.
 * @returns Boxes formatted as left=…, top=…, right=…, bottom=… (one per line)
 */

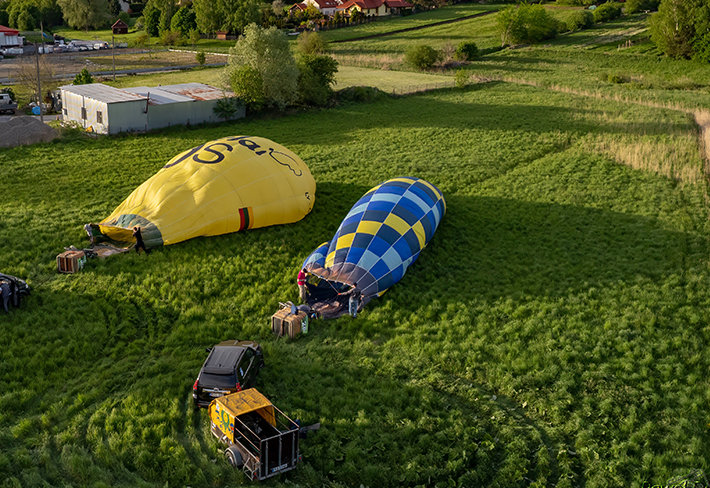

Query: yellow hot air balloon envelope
left=88, top=136, right=315, bottom=248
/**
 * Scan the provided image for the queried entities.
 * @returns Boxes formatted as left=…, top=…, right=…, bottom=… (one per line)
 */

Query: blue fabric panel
left=393, top=238, right=413, bottom=261
left=352, top=233, right=374, bottom=250
left=402, top=229, right=420, bottom=255
left=362, top=209, right=390, bottom=223
left=369, top=259, right=392, bottom=281
left=342, top=211, right=365, bottom=228
left=413, top=180, right=439, bottom=203
left=392, top=205, right=419, bottom=226
left=370, top=193, right=403, bottom=204
left=339, top=222, right=359, bottom=236
left=376, top=224, right=401, bottom=246
left=408, top=184, right=436, bottom=207
left=366, top=200, right=396, bottom=214
left=420, top=213, right=433, bottom=243
left=385, top=180, right=412, bottom=190
left=377, top=185, right=407, bottom=197
left=367, top=235, right=390, bottom=257
left=399, top=198, right=426, bottom=220
left=405, top=188, right=434, bottom=214
left=390, top=264, right=404, bottom=283
left=359, top=249, right=381, bottom=271
left=380, top=247, right=403, bottom=271
left=346, top=247, right=366, bottom=266
left=430, top=203, right=441, bottom=227
left=332, top=248, right=350, bottom=266
left=377, top=272, right=395, bottom=292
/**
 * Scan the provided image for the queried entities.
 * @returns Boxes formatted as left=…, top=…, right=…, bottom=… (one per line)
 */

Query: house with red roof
left=288, top=3, right=308, bottom=15
left=303, top=0, right=342, bottom=16
left=0, top=25, right=22, bottom=48
left=336, top=0, right=412, bottom=17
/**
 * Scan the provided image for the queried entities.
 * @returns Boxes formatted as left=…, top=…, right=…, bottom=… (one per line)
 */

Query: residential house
left=303, top=0, right=341, bottom=16
left=336, top=0, right=412, bottom=17
left=288, top=3, right=307, bottom=15
left=111, top=19, right=129, bottom=35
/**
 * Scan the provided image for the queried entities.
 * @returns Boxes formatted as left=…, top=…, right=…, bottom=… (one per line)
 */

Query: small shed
left=0, top=25, right=21, bottom=48
left=111, top=19, right=129, bottom=35
left=59, top=83, right=243, bottom=135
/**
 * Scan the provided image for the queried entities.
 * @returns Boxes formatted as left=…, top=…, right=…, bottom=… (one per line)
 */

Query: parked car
left=1, top=273, right=30, bottom=312
left=193, top=340, right=264, bottom=408
left=0, top=93, right=18, bottom=115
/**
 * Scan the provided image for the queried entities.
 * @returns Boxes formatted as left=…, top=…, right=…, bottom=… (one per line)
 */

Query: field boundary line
left=331, top=9, right=498, bottom=43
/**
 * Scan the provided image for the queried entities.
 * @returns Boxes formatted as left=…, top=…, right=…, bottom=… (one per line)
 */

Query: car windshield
left=200, top=372, right=237, bottom=388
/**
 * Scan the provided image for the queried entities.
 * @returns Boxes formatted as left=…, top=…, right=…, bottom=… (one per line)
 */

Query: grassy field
left=3, top=8, right=710, bottom=488
left=2, top=74, right=710, bottom=487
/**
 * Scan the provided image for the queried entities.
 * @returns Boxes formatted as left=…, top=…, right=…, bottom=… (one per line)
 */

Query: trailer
left=209, top=389, right=302, bottom=481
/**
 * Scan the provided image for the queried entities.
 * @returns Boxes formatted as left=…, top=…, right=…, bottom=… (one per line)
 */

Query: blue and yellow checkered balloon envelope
left=302, top=177, right=445, bottom=318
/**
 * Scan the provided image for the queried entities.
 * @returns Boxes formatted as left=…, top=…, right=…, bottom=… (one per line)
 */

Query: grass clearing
left=2, top=79, right=710, bottom=487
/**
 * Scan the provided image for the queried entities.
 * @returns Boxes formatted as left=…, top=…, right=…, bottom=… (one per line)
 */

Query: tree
left=593, top=2, right=622, bottom=23
left=350, top=8, right=362, bottom=23
left=108, top=0, right=121, bottom=16
left=73, top=68, right=94, bottom=85
left=649, top=0, right=708, bottom=59
left=272, top=0, right=284, bottom=17
left=625, top=0, right=660, bottom=14
left=229, top=64, right=265, bottom=111
left=57, top=0, right=111, bottom=30
left=496, top=4, right=558, bottom=47
left=189, top=28, right=200, bottom=47
left=8, top=1, right=39, bottom=31
left=224, top=23, right=299, bottom=109
left=193, top=0, right=262, bottom=34
left=118, top=10, right=130, bottom=23
left=170, top=6, right=196, bottom=37
left=297, top=54, right=338, bottom=106
left=193, top=0, right=221, bottom=34
left=195, top=50, right=206, bottom=65
left=142, top=0, right=160, bottom=36
left=297, top=31, right=327, bottom=56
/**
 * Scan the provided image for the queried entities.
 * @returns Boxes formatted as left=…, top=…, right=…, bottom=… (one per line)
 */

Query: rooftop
left=60, top=83, right=233, bottom=105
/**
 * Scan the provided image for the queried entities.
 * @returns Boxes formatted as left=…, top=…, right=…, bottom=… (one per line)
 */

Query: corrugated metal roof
left=59, top=83, right=233, bottom=105
left=60, top=83, right=146, bottom=104
left=123, top=86, right=194, bottom=105
left=157, top=83, right=233, bottom=102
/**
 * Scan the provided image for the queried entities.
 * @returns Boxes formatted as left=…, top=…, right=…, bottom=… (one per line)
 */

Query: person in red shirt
left=297, top=269, right=307, bottom=303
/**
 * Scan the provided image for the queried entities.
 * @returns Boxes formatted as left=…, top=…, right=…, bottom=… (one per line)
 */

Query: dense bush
left=564, top=10, right=593, bottom=31
left=555, top=0, right=595, bottom=5
left=195, top=51, right=206, bottom=65
left=73, top=68, right=94, bottom=85
left=229, top=64, right=265, bottom=112
left=297, top=54, right=339, bottom=106
left=118, top=10, right=130, bottom=24
left=497, top=4, right=558, bottom=46
left=297, top=31, right=328, bottom=56
left=405, top=45, right=440, bottom=70
left=593, top=2, right=623, bottom=23
left=624, top=0, right=660, bottom=14
left=454, top=41, right=479, bottom=61
left=159, top=29, right=184, bottom=46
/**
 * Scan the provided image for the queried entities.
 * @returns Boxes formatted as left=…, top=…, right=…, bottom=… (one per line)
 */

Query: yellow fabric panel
left=336, top=233, right=355, bottom=250
left=383, top=213, right=410, bottom=236
left=98, top=136, right=315, bottom=246
left=356, top=220, right=382, bottom=236
left=325, top=250, right=336, bottom=268
left=412, top=221, right=426, bottom=249
left=418, top=179, right=446, bottom=211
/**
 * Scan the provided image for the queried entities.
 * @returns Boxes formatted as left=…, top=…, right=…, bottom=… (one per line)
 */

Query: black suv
left=192, top=340, right=265, bottom=408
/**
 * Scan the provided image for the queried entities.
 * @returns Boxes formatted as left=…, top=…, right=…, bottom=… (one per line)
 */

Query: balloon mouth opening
left=87, top=215, right=164, bottom=249
left=303, top=267, right=375, bottom=319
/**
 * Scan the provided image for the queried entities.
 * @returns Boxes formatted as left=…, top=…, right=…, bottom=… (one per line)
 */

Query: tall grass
left=2, top=81, right=710, bottom=487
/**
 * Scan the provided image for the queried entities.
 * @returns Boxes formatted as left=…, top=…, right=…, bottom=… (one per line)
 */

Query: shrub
left=230, top=64, right=265, bottom=112
left=134, top=16, right=145, bottom=30
left=497, top=4, right=558, bottom=46
left=73, top=68, right=94, bottom=85
left=297, top=31, right=328, bottom=55
left=195, top=51, right=206, bottom=65
left=565, top=10, right=593, bottom=32
left=159, top=29, right=184, bottom=46
left=625, top=0, right=660, bottom=14
left=593, top=2, right=623, bottom=23
left=455, top=41, right=479, bottom=61
left=170, top=6, right=196, bottom=37
left=297, top=54, right=338, bottom=106
left=189, top=28, right=200, bottom=46
left=213, top=97, right=243, bottom=119
left=454, top=68, right=468, bottom=88
left=405, top=45, right=439, bottom=70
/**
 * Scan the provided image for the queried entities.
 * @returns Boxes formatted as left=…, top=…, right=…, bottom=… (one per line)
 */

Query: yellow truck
left=209, top=388, right=302, bottom=481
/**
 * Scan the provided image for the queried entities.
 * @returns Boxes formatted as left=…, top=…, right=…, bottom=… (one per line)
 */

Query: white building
left=59, top=83, right=243, bottom=135
left=0, top=25, right=22, bottom=48
left=303, top=0, right=341, bottom=16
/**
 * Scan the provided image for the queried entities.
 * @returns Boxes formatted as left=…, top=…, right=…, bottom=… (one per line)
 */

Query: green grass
left=2, top=77, right=710, bottom=487
left=319, top=3, right=500, bottom=42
